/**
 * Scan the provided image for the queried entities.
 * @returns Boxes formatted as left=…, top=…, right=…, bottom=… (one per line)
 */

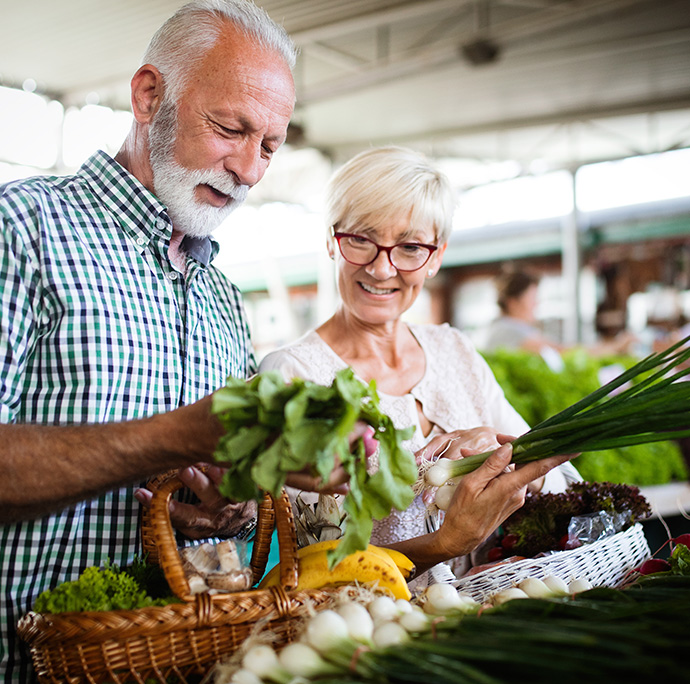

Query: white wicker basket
left=454, top=523, right=650, bottom=602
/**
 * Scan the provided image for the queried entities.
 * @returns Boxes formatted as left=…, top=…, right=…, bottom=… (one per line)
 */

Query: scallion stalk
left=424, top=335, right=690, bottom=487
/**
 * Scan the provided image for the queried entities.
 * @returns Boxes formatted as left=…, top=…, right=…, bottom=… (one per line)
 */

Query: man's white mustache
left=187, top=169, right=249, bottom=203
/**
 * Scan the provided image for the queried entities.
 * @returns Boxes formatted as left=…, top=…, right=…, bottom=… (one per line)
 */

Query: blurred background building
left=1, top=0, right=689, bottom=361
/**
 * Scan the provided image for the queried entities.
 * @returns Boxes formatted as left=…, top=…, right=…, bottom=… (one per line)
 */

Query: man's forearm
left=0, top=397, right=224, bottom=523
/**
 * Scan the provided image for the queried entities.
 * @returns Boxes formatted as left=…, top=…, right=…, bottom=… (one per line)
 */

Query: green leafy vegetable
left=212, top=368, right=416, bottom=568
left=670, top=542, right=690, bottom=576
left=33, top=561, right=178, bottom=614
left=499, top=481, right=651, bottom=557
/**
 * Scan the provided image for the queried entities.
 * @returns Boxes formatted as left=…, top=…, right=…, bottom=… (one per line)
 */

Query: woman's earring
left=427, top=269, right=434, bottom=276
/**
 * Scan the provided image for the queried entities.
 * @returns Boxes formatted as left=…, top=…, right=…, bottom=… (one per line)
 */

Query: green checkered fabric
left=0, top=151, right=256, bottom=682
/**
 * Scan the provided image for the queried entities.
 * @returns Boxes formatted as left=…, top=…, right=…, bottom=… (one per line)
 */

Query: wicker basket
left=18, top=473, right=334, bottom=684
left=454, top=523, right=650, bottom=602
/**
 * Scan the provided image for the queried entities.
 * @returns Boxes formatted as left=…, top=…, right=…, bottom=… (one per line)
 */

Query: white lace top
left=259, top=323, right=578, bottom=573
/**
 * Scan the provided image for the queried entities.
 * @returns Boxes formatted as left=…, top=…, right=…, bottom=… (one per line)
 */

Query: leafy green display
left=212, top=368, right=417, bottom=568
left=33, top=561, right=177, bottom=614
left=499, top=481, right=651, bottom=557
left=483, top=347, right=689, bottom=485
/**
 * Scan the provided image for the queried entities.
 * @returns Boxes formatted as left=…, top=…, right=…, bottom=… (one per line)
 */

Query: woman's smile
left=359, top=281, right=398, bottom=295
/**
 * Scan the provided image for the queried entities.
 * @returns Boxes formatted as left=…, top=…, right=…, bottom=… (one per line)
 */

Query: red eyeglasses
left=332, top=230, right=438, bottom=272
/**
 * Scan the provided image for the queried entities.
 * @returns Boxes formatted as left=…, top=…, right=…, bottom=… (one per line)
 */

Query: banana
left=298, top=540, right=415, bottom=580
left=373, top=547, right=416, bottom=580
left=258, top=543, right=411, bottom=600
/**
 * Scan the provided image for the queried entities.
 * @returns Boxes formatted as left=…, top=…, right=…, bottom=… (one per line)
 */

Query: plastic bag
left=179, top=539, right=253, bottom=594
left=566, top=509, right=631, bottom=548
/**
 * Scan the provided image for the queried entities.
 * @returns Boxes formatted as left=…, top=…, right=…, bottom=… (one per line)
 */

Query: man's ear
left=130, top=64, right=165, bottom=124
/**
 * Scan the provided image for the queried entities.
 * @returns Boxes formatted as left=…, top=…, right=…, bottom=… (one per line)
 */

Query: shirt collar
left=79, top=150, right=217, bottom=267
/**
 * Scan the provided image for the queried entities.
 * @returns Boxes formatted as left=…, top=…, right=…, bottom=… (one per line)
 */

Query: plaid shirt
left=0, top=151, right=256, bottom=682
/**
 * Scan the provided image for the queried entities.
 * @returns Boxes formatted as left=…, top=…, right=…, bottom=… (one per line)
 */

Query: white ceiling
left=1, top=0, right=690, bottom=172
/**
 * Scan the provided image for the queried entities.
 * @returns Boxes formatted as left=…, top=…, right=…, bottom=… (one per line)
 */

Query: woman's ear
left=130, top=64, right=165, bottom=125
left=326, top=238, right=335, bottom=260
left=427, top=242, right=448, bottom=277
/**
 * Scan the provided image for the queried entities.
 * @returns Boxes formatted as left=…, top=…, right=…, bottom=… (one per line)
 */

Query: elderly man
left=0, top=1, right=324, bottom=680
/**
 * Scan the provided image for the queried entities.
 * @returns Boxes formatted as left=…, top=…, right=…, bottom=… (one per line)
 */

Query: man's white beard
left=148, top=100, right=248, bottom=238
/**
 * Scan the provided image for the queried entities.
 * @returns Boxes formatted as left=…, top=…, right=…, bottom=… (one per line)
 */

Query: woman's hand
left=415, top=427, right=513, bottom=465
left=435, top=446, right=575, bottom=559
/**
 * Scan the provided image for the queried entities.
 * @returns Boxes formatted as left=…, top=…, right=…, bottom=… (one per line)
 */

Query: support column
left=561, top=168, right=582, bottom=345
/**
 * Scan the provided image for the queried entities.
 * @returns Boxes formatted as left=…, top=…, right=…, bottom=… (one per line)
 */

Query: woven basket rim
left=18, top=474, right=312, bottom=647
left=454, top=522, right=650, bottom=600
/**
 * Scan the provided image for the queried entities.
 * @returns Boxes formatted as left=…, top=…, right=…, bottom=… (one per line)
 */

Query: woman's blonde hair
left=325, top=146, right=456, bottom=244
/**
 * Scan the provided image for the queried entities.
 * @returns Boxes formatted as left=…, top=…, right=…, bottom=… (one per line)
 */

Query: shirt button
left=136, top=237, right=146, bottom=247
left=167, top=271, right=178, bottom=281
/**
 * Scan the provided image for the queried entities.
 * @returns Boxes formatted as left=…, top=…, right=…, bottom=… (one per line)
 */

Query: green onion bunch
left=425, top=335, right=690, bottom=488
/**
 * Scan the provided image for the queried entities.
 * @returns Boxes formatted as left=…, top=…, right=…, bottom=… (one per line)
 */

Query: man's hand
left=284, top=423, right=379, bottom=495
left=134, top=465, right=257, bottom=540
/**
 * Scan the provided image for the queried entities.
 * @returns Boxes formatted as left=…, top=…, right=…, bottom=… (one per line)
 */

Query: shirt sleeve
left=0, top=204, right=40, bottom=424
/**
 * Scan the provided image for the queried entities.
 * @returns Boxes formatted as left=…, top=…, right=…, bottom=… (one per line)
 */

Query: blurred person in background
left=259, top=146, right=580, bottom=585
left=484, top=269, right=635, bottom=368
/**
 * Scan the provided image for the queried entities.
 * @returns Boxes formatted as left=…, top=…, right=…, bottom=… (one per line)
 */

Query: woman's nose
left=365, top=249, right=397, bottom=278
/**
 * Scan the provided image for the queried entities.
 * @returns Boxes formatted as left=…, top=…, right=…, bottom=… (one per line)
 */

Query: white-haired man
left=0, top=2, right=351, bottom=680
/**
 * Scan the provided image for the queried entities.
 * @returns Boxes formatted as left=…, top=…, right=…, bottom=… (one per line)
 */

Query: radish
left=672, top=534, right=690, bottom=547
left=635, top=558, right=671, bottom=575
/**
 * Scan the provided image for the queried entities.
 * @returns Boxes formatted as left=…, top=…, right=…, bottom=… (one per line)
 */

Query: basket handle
left=142, top=471, right=300, bottom=600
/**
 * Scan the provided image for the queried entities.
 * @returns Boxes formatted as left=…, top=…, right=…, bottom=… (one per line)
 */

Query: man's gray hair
left=142, top=0, right=297, bottom=102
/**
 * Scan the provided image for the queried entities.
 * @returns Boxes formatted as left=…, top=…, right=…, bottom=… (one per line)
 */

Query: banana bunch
left=258, top=539, right=415, bottom=601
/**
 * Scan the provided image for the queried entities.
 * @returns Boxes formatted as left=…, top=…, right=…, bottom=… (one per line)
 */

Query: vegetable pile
left=424, top=335, right=690, bottom=489
left=213, top=556, right=690, bottom=684
left=212, top=368, right=417, bottom=568
left=32, top=558, right=177, bottom=613
left=491, top=481, right=651, bottom=559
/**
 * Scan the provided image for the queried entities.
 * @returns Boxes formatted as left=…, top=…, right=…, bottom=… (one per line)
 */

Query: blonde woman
left=260, top=147, right=579, bottom=583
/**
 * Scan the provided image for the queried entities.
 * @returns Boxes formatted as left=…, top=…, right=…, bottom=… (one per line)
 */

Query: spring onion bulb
left=367, top=595, right=399, bottom=623
left=433, top=482, right=458, bottom=511
left=422, top=583, right=463, bottom=615
left=517, top=577, right=553, bottom=599
left=425, top=458, right=458, bottom=487
left=398, top=606, right=432, bottom=633
left=568, top=578, right=593, bottom=594
left=335, top=601, right=374, bottom=644
left=278, top=642, right=342, bottom=678
left=228, top=669, right=264, bottom=684
left=304, top=610, right=351, bottom=654
left=492, top=587, right=529, bottom=605
left=372, top=621, right=410, bottom=649
left=241, top=645, right=289, bottom=683
left=542, top=574, right=569, bottom=595
left=394, top=598, right=413, bottom=614
left=421, top=336, right=690, bottom=489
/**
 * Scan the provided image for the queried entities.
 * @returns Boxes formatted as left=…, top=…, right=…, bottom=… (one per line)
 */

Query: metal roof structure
left=1, top=0, right=689, bottom=171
